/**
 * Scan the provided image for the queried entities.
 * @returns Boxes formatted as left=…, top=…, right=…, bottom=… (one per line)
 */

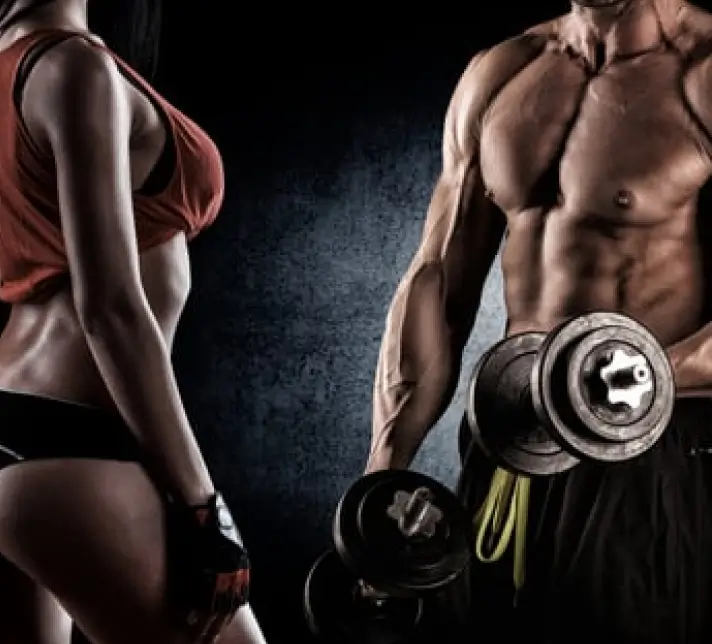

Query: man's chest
left=479, top=49, right=712, bottom=220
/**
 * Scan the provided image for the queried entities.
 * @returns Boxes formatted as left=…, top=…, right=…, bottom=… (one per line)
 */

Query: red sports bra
left=0, top=29, right=225, bottom=303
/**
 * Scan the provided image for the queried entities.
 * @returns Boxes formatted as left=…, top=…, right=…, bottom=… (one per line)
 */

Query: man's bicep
left=437, top=51, right=505, bottom=307
left=398, top=50, right=504, bottom=338
left=419, top=159, right=505, bottom=311
left=441, top=50, right=489, bottom=169
left=26, top=37, right=144, bottom=315
left=694, top=179, right=712, bottom=323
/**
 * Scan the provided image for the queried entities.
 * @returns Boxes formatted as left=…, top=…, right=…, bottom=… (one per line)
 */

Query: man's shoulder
left=669, top=3, right=712, bottom=62
left=677, top=4, right=712, bottom=144
left=455, top=18, right=563, bottom=121
left=679, top=3, right=712, bottom=44
left=467, top=18, right=558, bottom=82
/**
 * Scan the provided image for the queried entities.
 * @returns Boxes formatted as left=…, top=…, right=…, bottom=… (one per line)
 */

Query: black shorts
left=456, top=399, right=712, bottom=644
left=0, top=389, right=141, bottom=466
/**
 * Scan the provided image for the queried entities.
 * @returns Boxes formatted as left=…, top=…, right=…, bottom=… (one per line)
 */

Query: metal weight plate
left=532, top=312, right=675, bottom=463
left=333, top=471, right=471, bottom=597
left=304, top=549, right=424, bottom=644
left=567, top=326, right=674, bottom=442
left=466, top=333, right=579, bottom=476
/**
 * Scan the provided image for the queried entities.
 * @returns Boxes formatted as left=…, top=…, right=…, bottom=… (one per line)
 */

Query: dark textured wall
left=69, top=8, right=561, bottom=644
left=153, top=18, right=528, bottom=644
left=154, top=4, right=712, bottom=644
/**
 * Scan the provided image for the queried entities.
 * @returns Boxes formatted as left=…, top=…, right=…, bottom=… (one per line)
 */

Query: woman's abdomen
left=0, top=234, right=191, bottom=408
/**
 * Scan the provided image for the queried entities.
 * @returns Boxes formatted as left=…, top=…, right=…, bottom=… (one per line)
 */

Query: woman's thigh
left=0, top=554, right=71, bottom=644
left=0, top=458, right=266, bottom=644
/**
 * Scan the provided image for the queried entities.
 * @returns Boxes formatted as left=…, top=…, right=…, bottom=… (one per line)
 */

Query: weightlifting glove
left=168, top=492, right=251, bottom=629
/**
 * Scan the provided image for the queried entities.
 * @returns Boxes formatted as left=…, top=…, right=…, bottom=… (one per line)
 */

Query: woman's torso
left=0, top=25, right=197, bottom=409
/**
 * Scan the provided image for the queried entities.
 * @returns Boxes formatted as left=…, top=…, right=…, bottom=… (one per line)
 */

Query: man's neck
left=563, top=0, right=671, bottom=70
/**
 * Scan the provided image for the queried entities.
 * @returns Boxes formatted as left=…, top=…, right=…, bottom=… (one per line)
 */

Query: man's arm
left=366, top=54, right=506, bottom=473
left=667, top=45, right=712, bottom=396
left=668, top=328, right=712, bottom=397
left=668, top=178, right=712, bottom=398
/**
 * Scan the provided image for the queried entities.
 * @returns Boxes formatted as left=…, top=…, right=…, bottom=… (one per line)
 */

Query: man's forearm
left=364, top=255, right=472, bottom=473
left=366, top=366, right=457, bottom=472
left=667, top=322, right=712, bottom=397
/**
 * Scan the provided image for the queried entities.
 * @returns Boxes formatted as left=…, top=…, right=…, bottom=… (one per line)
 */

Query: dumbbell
left=466, top=311, right=675, bottom=476
left=304, top=470, right=472, bottom=644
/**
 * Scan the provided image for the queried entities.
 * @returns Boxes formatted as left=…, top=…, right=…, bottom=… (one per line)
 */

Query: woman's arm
left=24, top=37, right=214, bottom=505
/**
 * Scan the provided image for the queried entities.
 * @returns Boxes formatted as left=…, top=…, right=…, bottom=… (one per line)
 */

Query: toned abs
left=483, top=40, right=711, bottom=345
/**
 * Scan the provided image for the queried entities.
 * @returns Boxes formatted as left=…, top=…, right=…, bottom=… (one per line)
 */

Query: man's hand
left=666, top=325, right=712, bottom=397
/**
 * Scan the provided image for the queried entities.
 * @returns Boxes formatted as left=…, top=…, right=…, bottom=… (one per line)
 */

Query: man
left=365, top=1, right=712, bottom=642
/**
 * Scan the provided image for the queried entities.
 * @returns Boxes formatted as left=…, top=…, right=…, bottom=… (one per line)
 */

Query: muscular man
left=366, top=1, right=712, bottom=642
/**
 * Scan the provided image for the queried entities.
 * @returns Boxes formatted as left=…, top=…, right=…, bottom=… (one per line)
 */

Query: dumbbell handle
left=387, top=487, right=445, bottom=540
left=358, top=579, right=390, bottom=602
left=596, top=348, right=653, bottom=410
left=494, top=377, right=548, bottom=442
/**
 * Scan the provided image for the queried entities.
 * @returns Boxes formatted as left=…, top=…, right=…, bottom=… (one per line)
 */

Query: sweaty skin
left=367, top=0, right=712, bottom=472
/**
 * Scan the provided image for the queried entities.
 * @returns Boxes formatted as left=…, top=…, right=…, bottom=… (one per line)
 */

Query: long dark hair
left=89, top=0, right=162, bottom=79
left=0, top=0, right=162, bottom=79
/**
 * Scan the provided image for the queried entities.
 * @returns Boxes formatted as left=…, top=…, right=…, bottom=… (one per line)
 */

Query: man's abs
left=480, top=39, right=712, bottom=344
left=0, top=234, right=191, bottom=408
left=502, top=210, right=704, bottom=344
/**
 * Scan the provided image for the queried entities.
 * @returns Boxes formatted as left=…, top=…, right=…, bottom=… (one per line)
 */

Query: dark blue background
left=154, top=4, right=712, bottom=644
left=79, top=6, right=573, bottom=644
left=152, top=12, right=543, bottom=644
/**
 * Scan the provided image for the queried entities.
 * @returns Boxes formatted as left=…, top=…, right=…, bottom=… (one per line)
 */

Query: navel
left=613, top=188, right=635, bottom=209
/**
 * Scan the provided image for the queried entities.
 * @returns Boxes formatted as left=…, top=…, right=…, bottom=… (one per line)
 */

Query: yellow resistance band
left=473, top=468, right=531, bottom=592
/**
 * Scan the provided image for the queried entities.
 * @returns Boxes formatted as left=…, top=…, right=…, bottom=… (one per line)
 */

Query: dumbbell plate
left=466, top=333, right=579, bottom=476
left=334, top=471, right=471, bottom=597
left=532, top=312, right=675, bottom=463
left=304, top=549, right=424, bottom=644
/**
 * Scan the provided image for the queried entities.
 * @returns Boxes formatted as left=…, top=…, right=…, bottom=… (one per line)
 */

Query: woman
left=0, top=1, right=267, bottom=643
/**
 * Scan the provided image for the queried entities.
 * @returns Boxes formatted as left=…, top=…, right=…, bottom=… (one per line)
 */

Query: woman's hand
left=169, top=493, right=251, bottom=643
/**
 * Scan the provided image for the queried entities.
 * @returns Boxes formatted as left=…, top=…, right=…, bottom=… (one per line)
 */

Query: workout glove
left=169, top=492, right=251, bottom=638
